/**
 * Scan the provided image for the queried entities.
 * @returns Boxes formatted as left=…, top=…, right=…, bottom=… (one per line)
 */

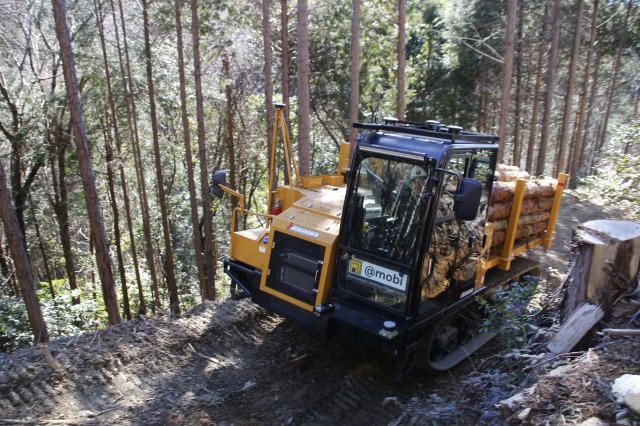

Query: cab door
left=419, top=149, right=496, bottom=315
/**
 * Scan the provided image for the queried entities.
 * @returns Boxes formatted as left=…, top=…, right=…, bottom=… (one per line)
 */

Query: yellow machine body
left=230, top=180, right=347, bottom=312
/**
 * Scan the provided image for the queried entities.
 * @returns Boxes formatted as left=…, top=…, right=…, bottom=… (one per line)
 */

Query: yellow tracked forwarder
left=213, top=105, right=566, bottom=377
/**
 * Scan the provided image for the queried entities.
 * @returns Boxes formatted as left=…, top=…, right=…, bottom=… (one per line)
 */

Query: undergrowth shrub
left=580, top=119, right=640, bottom=221
left=0, top=296, right=32, bottom=352
left=0, top=280, right=107, bottom=353
left=477, top=275, right=543, bottom=350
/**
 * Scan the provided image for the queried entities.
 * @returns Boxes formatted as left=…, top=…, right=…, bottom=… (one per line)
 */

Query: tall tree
left=95, top=0, right=144, bottom=313
left=190, top=0, right=216, bottom=300
left=526, top=5, right=548, bottom=173
left=0, top=157, right=49, bottom=343
left=555, top=0, right=585, bottom=175
left=280, top=0, right=291, bottom=127
left=111, top=0, right=155, bottom=313
left=47, top=111, right=81, bottom=306
left=174, top=0, right=207, bottom=300
left=0, top=237, right=18, bottom=296
left=262, top=0, right=275, bottom=203
left=0, top=73, right=24, bottom=235
left=52, top=0, right=121, bottom=325
left=512, top=0, right=524, bottom=167
left=497, top=0, right=517, bottom=163
left=405, top=1, right=447, bottom=122
left=569, top=0, right=598, bottom=188
left=96, top=0, right=132, bottom=320
left=581, top=42, right=603, bottom=174
left=396, top=0, right=406, bottom=120
left=142, top=0, right=180, bottom=316
left=596, top=0, right=632, bottom=156
left=29, top=194, right=55, bottom=299
left=348, top=0, right=361, bottom=160
left=536, top=0, right=562, bottom=176
left=0, top=70, right=46, bottom=239
left=222, top=55, right=239, bottom=223
left=297, top=0, right=311, bottom=177
left=103, top=131, right=131, bottom=320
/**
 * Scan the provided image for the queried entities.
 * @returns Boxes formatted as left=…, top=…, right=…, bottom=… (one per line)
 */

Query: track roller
left=416, top=304, right=496, bottom=372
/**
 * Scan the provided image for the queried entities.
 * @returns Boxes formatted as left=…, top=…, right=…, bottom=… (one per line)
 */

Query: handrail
left=215, top=183, right=274, bottom=231
left=231, top=207, right=275, bottom=234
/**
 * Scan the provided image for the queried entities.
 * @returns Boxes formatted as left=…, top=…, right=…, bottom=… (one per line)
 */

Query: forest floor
left=1, top=189, right=639, bottom=426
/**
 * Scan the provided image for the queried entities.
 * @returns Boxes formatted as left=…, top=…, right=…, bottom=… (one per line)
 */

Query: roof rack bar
left=353, top=122, right=500, bottom=144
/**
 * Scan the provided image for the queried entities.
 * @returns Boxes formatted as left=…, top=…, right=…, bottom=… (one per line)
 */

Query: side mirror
left=453, top=178, right=482, bottom=221
left=211, top=170, right=228, bottom=198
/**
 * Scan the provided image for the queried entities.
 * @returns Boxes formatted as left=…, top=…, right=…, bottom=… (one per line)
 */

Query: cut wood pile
left=488, top=164, right=558, bottom=248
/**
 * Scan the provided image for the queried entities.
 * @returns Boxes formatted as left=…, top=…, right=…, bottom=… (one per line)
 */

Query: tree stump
left=563, top=220, right=640, bottom=320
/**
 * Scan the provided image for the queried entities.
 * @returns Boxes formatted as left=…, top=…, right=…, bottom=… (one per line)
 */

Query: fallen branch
left=132, top=334, right=177, bottom=358
left=187, top=343, right=223, bottom=366
left=92, top=406, right=117, bottom=417
left=0, top=419, right=83, bottom=425
left=523, top=351, right=585, bottom=372
left=144, top=321, right=171, bottom=335
left=602, top=328, right=640, bottom=337
left=605, top=260, right=635, bottom=289
left=90, top=329, right=100, bottom=345
left=290, top=353, right=308, bottom=363
left=534, top=261, right=576, bottom=319
left=37, top=343, right=61, bottom=372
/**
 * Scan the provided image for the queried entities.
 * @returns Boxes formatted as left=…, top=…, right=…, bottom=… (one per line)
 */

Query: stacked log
left=494, top=164, right=531, bottom=182
left=487, top=165, right=558, bottom=248
left=490, top=179, right=557, bottom=203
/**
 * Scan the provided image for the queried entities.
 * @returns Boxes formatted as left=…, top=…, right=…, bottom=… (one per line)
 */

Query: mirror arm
left=215, top=184, right=245, bottom=213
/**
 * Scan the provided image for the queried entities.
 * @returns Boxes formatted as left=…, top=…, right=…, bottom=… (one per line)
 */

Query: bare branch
left=449, top=35, right=503, bottom=64
left=0, top=69, right=20, bottom=133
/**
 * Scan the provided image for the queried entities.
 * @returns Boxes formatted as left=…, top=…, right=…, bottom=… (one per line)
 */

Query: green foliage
left=405, top=0, right=450, bottom=121
left=39, top=286, right=105, bottom=339
left=0, top=281, right=106, bottom=353
left=358, top=0, right=398, bottom=119
left=581, top=120, right=640, bottom=222
left=0, top=297, right=33, bottom=352
left=477, top=275, right=541, bottom=349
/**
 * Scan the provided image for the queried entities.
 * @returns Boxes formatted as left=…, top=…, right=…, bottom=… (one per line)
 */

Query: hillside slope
left=0, top=190, right=636, bottom=425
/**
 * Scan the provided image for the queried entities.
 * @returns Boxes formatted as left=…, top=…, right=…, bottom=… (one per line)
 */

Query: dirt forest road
left=0, top=298, right=471, bottom=425
left=0, top=190, right=631, bottom=425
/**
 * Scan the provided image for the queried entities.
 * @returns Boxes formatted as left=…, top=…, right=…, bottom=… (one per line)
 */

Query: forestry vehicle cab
left=213, top=108, right=565, bottom=377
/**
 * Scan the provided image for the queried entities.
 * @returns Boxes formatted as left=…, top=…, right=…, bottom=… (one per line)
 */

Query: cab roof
left=354, top=120, right=499, bottom=165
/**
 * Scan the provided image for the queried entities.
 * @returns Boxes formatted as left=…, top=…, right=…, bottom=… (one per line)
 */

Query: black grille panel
left=266, top=231, right=325, bottom=305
